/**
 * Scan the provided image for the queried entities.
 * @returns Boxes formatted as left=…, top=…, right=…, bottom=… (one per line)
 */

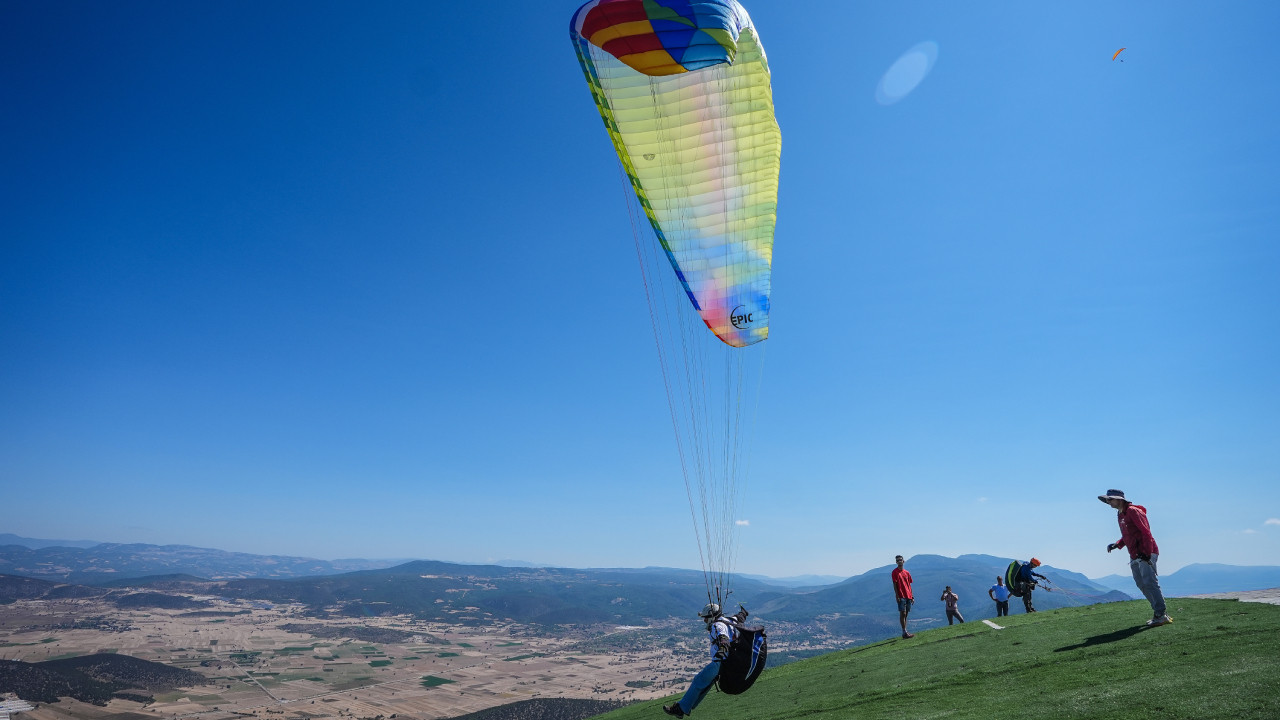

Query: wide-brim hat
left=1098, top=489, right=1128, bottom=503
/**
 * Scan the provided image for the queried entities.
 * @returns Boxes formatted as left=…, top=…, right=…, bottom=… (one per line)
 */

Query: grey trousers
left=1130, top=553, right=1167, bottom=618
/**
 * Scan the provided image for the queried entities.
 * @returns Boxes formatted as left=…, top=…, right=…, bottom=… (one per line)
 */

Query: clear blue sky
left=3, top=1, right=1278, bottom=580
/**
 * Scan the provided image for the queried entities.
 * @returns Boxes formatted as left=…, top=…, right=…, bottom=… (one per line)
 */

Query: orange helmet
left=1030, top=558, right=1042, bottom=567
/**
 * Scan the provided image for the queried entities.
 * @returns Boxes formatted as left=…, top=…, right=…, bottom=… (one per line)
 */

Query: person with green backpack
left=1013, top=558, right=1044, bottom=607
left=1006, top=558, right=1047, bottom=612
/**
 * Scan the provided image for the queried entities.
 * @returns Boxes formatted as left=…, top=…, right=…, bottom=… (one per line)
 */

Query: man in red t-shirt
left=891, top=555, right=914, bottom=638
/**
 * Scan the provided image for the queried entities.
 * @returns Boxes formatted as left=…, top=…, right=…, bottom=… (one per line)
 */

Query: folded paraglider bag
left=1006, top=561, right=1026, bottom=598
left=716, top=623, right=767, bottom=695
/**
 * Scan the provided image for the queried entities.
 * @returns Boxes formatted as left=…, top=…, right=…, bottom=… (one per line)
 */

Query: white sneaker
left=1146, top=615, right=1173, bottom=627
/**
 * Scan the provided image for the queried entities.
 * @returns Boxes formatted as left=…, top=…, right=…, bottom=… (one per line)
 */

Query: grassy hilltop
left=595, top=598, right=1280, bottom=720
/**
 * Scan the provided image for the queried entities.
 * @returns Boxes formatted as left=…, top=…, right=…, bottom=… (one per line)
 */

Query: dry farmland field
left=0, top=594, right=713, bottom=720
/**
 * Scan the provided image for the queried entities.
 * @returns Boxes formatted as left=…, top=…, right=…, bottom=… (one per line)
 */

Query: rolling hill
left=0, top=653, right=208, bottom=705
left=3, top=551, right=1127, bottom=652
left=595, top=597, right=1280, bottom=720
left=0, top=533, right=100, bottom=550
left=0, top=541, right=401, bottom=582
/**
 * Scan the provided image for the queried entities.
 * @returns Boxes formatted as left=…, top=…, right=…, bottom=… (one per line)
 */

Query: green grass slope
left=597, top=599, right=1280, bottom=720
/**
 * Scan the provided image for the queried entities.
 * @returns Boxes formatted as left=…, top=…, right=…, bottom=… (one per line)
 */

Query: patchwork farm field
left=0, top=595, right=703, bottom=720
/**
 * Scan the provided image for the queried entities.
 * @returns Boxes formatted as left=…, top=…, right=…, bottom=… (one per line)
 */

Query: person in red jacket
left=1099, top=489, right=1172, bottom=627
left=891, top=555, right=914, bottom=638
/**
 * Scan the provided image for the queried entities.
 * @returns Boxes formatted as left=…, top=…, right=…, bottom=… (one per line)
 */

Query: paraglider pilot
left=1016, top=558, right=1047, bottom=612
left=663, top=603, right=749, bottom=718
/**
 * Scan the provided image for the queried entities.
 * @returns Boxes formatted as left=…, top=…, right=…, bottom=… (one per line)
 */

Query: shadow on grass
left=1054, top=625, right=1146, bottom=652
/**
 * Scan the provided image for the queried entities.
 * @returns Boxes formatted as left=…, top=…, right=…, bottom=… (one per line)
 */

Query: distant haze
left=3, top=535, right=1275, bottom=598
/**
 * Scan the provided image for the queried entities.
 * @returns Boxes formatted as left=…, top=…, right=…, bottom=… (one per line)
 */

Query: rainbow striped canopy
left=570, top=0, right=780, bottom=348
left=574, top=0, right=741, bottom=76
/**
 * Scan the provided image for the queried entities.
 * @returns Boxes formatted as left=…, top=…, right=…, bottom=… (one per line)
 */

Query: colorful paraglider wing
left=575, top=0, right=741, bottom=76
left=1112, top=47, right=1126, bottom=61
left=570, top=0, right=781, bottom=348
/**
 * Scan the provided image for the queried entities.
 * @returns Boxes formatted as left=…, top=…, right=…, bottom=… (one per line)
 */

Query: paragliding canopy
left=574, top=0, right=745, bottom=76
left=1112, top=47, right=1126, bottom=61
left=569, top=0, right=781, bottom=608
left=570, top=0, right=779, bottom=349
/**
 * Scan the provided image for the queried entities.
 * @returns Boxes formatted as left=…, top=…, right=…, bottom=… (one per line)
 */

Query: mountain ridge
left=3, top=551, right=1127, bottom=651
left=1091, top=561, right=1280, bottom=597
left=3, top=535, right=1275, bottom=596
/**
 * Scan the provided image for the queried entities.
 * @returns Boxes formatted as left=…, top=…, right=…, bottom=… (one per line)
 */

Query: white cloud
left=735, top=520, right=750, bottom=527
left=1265, top=518, right=1280, bottom=526
left=1243, top=529, right=1259, bottom=535
left=977, top=497, right=988, bottom=503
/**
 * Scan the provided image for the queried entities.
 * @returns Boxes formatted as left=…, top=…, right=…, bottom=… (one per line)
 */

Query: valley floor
left=1185, top=587, right=1280, bottom=604
left=0, top=595, right=701, bottom=720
